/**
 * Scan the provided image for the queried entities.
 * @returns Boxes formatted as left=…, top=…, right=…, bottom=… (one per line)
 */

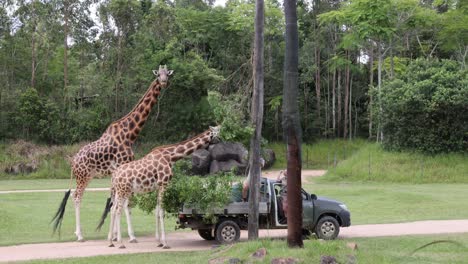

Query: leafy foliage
left=207, top=91, right=254, bottom=145
left=134, top=159, right=235, bottom=223
left=381, top=59, right=468, bottom=153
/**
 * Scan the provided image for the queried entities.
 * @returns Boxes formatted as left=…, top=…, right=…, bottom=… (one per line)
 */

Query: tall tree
left=55, top=0, right=94, bottom=103
left=248, top=0, right=265, bottom=240
left=283, top=0, right=303, bottom=248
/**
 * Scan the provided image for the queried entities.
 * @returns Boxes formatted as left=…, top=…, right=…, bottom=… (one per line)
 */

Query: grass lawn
left=0, top=191, right=179, bottom=246
left=1, top=181, right=468, bottom=246
left=0, top=178, right=111, bottom=191
left=23, top=233, right=468, bottom=264
left=303, top=181, right=468, bottom=224
left=322, top=143, right=468, bottom=183
left=268, top=139, right=367, bottom=169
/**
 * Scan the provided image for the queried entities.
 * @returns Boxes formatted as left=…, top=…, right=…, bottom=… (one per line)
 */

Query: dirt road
left=1, top=219, right=467, bottom=263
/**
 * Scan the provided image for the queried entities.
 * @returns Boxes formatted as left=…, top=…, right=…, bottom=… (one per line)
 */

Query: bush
left=134, top=159, right=235, bottom=223
left=380, top=59, right=468, bottom=154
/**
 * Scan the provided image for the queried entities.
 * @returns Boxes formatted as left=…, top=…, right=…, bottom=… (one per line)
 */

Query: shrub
left=134, top=159, right=235, bottom=223
left=380, top=59, right=467, bottom=153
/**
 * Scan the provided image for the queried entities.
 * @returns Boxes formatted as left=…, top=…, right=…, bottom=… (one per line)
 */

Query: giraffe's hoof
left=157, top=243, right=164, bottom=247
left=109, top=244, right=115, bottom=247
left=162, top=245, right=171, bottom=249
left=77, top=238, right=85, bottom=242
left=129, top=239, right=138, bottom=243
left=119, top=245, right=126, bottom=249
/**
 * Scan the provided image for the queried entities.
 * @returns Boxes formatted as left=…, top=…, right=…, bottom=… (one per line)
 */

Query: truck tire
left=198, top=229, right=215, bottom=240
left=215, top=220, right=240, bottom=244
left=315, top=216, right=340, bottom=240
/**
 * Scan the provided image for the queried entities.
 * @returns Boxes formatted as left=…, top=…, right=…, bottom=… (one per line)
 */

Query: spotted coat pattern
left=70, top=66, right=173, bottom=241
left=107, top=126, right=220, bottom=248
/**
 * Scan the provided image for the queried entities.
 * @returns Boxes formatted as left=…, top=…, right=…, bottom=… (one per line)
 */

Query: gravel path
left=1, top=220, right=467, bottom=262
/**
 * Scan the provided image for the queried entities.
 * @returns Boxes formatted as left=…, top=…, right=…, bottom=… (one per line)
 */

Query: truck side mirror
left=310, top=194, right=317, bottom=200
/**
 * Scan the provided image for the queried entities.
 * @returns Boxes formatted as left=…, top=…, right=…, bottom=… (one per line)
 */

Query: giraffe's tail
left=51, top=169, right=74, bottom=235
left=96, top=197, right=113, bottom=232
left=50, top=189, right=71, bottom=235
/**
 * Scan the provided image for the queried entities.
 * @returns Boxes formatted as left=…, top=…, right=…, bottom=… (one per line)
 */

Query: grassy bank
left=268, top=139, right=467, bottom=183
left=267, top=139, right=367, bottom=169
left=0, top=140, right=160, bottom=180
left=25, top=234, right=468, bottom=264
left=321, top=143, right=468, bottom=183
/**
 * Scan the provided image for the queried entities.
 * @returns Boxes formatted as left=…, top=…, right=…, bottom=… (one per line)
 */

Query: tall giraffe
left=107, top=126, right=220, bottom=249
left=51, top=65, right=173, bottom=242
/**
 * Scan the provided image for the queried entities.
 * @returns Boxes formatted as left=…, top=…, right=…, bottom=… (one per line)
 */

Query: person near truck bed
left=241, top=158, right=265, bottom=202
left=277, top=170, right=288, bottom=221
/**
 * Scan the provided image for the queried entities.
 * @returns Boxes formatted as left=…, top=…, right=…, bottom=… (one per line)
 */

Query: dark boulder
left=209, top=160, right=247, bottom=175
left=262, top=148, right=276, bottom=169
left=210, top=142, right=248, bottom=164
left=191, top=149, right=211, bottom=175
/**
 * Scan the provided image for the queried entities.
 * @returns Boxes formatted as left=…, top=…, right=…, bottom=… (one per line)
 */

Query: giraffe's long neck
left=154, top=130, right=213, bottom=163
left=107, top=80, right=162, bottom=144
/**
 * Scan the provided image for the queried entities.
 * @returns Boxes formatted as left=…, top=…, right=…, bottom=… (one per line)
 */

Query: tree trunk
left=332, top=69, right=336, bottom=137
left=248, top=0, right=264, bottom=240
left=315, top=44, right=321, bottom=123
left=389, top=39, right=394, bottom=79
left=31, top=28, right=36, bottom=89
left=349, top=76, right=353, bottom=139
left=115, top=30, right=123, bottom=116
left=337, top=70, right=342, bottom=137
left=303, top=84, right=308, bottom=134
left=64, top=0, right=69, bottom=103
left=368, top=45, right=374, bottom=139
left=326, top=68, right=330, bottom=136
left=377, top=47, right=383, bottom=142
left=283, top=0, right=303, bottom=248
left=343, top=51, right=350, bottom=139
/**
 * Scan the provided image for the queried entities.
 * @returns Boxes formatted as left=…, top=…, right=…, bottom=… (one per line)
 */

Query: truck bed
left=180, top=201, right=270, bottom=215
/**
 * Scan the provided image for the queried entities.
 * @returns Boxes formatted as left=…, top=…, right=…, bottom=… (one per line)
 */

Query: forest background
left=0, top=0, right=466, bottom=154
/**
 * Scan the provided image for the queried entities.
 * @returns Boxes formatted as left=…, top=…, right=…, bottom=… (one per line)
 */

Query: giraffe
left=107, top=126, right=221, bottom=249
left=51, top=65, right=173, bottom=242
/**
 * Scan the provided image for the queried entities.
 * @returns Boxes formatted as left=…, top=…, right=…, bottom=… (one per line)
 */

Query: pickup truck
left=177, top=177, right=351, bottom=243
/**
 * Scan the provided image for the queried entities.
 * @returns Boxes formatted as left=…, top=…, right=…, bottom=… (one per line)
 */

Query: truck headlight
left=339, top=204, right=348, bottom=210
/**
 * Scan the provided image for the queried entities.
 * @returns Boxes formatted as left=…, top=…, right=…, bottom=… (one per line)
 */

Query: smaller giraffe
left=107, top=126, right=221, bottom=249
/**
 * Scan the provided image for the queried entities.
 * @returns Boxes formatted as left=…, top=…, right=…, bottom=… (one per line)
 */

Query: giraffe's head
left=152, top=65, right=173, bottom=88
left=209, top=125, right=221, bottom=140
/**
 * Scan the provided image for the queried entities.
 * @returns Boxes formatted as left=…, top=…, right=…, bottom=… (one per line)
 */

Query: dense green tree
left=381, top=59, right=468, bottom=153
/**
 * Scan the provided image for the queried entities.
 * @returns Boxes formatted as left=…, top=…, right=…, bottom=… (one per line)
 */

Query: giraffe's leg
left=158, top=188, right=170, bottom=249
left=116, top=199, right=125, bottom=249
left=108, top=198, right=117, bottom=247
left=112, top=222, right=118, bottom=241
left=73, top=174, right=91, bottom=242
left=155, top=199, right=162, bottom=247
left=125, top=205, right=137, bottom=243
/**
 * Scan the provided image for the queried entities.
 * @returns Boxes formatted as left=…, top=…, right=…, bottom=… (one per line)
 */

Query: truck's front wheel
left=198, top=229, right=215, bottom=240
left=215, top=220, right=240, bottom=244
left=315, top=216, right=340, bottom=240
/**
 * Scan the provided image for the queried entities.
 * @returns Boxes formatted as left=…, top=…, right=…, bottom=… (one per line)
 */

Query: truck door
left=302, top=189, right=314, bottom=228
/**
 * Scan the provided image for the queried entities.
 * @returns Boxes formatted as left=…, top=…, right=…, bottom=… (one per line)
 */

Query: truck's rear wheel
left=198, top=229, right=215, bottom=240
left=315, top=216, right=340, bottom=240
left=215, top=220, right=240, bottom=244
